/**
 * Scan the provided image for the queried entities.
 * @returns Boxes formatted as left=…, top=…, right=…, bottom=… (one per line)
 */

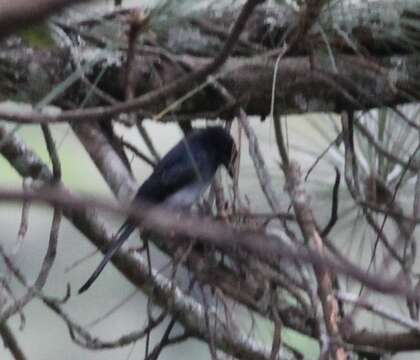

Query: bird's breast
left=163, top=181, right=210, bottom=210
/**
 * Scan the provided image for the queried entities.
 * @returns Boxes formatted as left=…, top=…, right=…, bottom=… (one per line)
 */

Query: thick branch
left=71, top=121, right=137, bottom=202
left=0, top=49, right=418, bottom=121
left=0, top=0, right=94, bottom=38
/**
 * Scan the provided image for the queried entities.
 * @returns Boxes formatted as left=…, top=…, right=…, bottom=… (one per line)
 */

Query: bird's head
left=202, top=127, right=237, bottom=178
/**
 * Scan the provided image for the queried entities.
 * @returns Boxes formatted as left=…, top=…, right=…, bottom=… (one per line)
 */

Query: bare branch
left=0, top=186, right=416, bottom=301
left=0, top=322, right=26, bottom=360
left=71, top=121, right=137, bottom=202
left=0, top=200, right=60, bottom=322
left=0, top=0, right=94, bottom=38
left=0, top=0, right=266, bottom=124
left=238, top=109, right=283, bottom=214
left=13, top=179, right=31, bottom=255
left=285, top=161, right=346, bottom=359
left=43, top=297, right=167, bottom=350
left=337, top=292, right=420, bottom=333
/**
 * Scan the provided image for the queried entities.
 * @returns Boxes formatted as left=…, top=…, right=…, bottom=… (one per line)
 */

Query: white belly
left=163, top=182, right=209, bottom=210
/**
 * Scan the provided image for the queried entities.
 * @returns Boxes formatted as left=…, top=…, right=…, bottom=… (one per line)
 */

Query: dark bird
left=79, top=126, right=237, bottom=293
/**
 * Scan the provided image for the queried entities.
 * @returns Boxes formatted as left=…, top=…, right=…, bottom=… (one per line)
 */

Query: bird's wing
left=136, top=145, right=209, bottom=203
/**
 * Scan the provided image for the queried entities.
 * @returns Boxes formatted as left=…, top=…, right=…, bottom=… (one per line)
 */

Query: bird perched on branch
left=79, top=126, right=237, bottom=293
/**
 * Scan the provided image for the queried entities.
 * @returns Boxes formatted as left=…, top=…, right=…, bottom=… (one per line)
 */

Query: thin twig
left=120, top=138, right=156, bottom=168
left=238, top=109, right=283, bottom=214
left=0, top=201, right=61, bottom=322
left=146, top=317, right=177, bottom=360
left=85, top=290, right=139, bottom=328
left=337, top=291, right=420, bottom=333
left=13, top=179, right=31, bottom=255
left=0, top=322, right=26, bottom=360
left=41, top=124, right=62, bottom=180
left=0, top=124, right=62, bottom=322
left=44, top=296, right=167, bottom=349
left=270, top=291, right=283, bottom=360
left=354, top=120, right=419, bottom=172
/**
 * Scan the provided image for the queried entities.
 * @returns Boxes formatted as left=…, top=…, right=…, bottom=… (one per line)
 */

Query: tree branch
left=0, top=0, right=94, bottom=38
left=0, top=322, right=26, bottom=360
left=0, top=0, right=266, bottom=124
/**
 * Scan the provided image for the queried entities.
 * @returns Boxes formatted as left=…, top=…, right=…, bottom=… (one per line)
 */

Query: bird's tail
left=78, top=220, right=137, bottom=294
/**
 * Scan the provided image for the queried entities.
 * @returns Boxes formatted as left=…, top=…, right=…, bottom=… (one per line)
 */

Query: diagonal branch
left=0, top=322, right=26, bottom=360
left=285, top=161, right=346, bottom=360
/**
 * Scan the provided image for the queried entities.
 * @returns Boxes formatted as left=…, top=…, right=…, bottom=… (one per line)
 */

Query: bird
left=78, top=126, right=237, bottom=293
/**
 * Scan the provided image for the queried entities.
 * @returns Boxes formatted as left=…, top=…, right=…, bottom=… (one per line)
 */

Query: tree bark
left=1, top=1, right=419, bottom=119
